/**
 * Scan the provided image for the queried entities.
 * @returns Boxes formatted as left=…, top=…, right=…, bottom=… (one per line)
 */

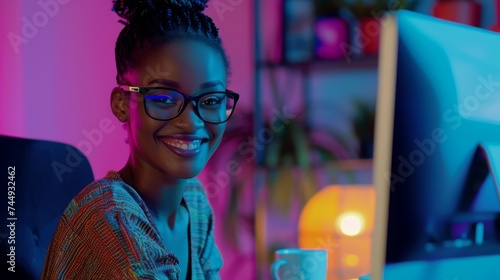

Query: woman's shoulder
left=184, top=177, right=204, bottom=192
left=183, top=178, right=213, bottom=212
left=184, top=177, right=211, bottom=199
left=63, top=170, right=146, bottom=221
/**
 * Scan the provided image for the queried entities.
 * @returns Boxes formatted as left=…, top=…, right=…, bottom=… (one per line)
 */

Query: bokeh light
left=338, top=212, right=364, bottom=236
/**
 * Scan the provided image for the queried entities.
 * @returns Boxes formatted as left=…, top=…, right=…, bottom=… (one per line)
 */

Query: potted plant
left=262, top=66, right=357, bottom=215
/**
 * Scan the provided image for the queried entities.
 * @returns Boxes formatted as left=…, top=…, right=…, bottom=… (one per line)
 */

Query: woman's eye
left=201, top=95, right=225, bottom=106
left=154, top=96, right=174, bottom=103
left=148, top=95, right=177, bottom=106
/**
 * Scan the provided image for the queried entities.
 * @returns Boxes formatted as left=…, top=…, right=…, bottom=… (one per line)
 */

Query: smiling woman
left=41, top=0, right=239, bottom=279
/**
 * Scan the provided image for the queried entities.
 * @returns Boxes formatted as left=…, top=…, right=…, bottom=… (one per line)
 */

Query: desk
left=362, top=254, right=500, bottom=280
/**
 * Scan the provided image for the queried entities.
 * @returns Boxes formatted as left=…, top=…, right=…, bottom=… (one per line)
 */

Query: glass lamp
left=298, top=185, right=376, bottom=280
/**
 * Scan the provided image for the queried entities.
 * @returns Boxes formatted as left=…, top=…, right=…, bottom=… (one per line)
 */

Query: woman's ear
left=110, top=87, right=129, bottom=122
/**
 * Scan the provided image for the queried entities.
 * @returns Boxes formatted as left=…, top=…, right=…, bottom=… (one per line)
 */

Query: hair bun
left=112, top=0, right=209, bottom=23
left=167, top=0, right=209, bottom=11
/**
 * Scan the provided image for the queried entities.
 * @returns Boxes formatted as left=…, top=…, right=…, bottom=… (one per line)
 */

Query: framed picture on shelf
left=282, top=0, right=315, bottom=63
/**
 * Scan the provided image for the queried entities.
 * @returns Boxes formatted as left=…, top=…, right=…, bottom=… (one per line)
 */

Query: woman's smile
left=158, top=134, right=209, bottom=158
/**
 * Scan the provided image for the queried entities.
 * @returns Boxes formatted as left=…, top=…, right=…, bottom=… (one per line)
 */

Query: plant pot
left=433, top=0, right=482, bottom=27
left=314, top=16, right=349, bottom=60
left=357, top=17, right=381, bottom=56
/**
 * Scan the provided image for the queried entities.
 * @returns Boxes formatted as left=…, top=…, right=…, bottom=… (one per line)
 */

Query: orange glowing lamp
left=298, top=185, right=375, bottom=280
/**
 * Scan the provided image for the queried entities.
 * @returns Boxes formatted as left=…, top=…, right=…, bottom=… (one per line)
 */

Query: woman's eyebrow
left=148, top=78, right=180, bottom=88
left=147, top=79, right=224, bottom=90
left=199, top=80, right=224, bottom=89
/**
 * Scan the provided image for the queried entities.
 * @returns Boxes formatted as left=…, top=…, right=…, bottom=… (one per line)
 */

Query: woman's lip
left=158, top=137, right=205, bottom=158
left=159, top=134, right=208, bottom=141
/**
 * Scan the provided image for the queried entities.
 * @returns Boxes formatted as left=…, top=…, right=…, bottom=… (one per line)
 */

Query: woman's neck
left=119, top=158, right=187, bottom=227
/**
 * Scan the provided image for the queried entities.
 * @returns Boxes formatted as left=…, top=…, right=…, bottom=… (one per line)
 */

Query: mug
left=271, top=248, right=327, bottom=280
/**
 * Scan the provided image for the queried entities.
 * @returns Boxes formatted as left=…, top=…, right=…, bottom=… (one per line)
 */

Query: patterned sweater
left=41, top=171, right=223, bottom=279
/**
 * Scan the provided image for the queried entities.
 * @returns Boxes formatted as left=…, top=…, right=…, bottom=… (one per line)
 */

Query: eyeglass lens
left=144, top=89, right=235, bottom=123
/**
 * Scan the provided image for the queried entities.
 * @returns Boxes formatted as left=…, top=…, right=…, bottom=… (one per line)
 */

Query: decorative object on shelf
left=493, top=0, right=500, bottom=32
left=352, top=98, right=375, bottom=158
left=345, top=0, right=417, bottom=56
left=433, top=0, right=482, bottom=27
left=313, top=0, right=350, bottom=60
left=283, top=0, right=316, bottom=63
left=298, top=184, right=375, bottom=279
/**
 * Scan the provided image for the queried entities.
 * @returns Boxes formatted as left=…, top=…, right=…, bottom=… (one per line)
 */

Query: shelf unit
left=253, top=53, right=379, bottom=165
left=252, top=1, right=379, bottom=279
left=255, top=55, right=378, bottom=70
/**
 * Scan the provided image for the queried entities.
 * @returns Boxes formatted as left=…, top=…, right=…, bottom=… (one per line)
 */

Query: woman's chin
left=172, top=166, right=204, bottom=179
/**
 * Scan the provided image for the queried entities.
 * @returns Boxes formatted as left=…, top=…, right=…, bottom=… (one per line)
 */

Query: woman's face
left=117, top=39, right=228, bottom=179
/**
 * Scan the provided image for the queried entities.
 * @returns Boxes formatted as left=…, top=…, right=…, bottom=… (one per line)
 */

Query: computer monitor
left=371, top=10, right=500, bottom=280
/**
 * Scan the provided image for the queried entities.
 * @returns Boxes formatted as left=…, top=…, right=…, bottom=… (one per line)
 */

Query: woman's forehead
left=133, top=40, right=227, bottom=87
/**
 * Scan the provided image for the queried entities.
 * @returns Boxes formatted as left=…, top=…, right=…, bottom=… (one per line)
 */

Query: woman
left=41, top=0, right=239, bottom=279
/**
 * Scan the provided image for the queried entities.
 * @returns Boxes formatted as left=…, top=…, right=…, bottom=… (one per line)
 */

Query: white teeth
left=162, top=138, right=202, bottom=151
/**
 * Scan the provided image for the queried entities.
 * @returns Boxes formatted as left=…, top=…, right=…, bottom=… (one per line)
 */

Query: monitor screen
left=371, top=10, right=500, bottom=280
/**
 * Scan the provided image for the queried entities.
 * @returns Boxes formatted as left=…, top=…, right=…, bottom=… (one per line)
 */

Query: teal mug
left=271, top=248, right=327, bottom=280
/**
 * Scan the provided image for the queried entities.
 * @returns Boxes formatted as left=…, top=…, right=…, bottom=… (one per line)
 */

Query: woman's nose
left=174, top=102, right=204, bottom=130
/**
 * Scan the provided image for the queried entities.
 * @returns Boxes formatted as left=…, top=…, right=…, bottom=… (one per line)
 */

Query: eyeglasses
left=120, top=86, right=239, bottom=124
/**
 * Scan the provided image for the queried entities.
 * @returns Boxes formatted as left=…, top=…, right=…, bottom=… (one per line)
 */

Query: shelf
left=256, top=159, right=373, bottom=170
left=256, top=55, right=378, bottom=71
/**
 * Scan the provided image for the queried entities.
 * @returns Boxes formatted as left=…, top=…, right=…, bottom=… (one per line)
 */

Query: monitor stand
left=362, top=143, right=500, bottom=280
left=426, top=143, right=500, bottom=258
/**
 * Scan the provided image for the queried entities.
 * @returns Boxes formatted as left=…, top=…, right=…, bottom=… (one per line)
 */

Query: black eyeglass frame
left=119, top=85, right=240, bottom=124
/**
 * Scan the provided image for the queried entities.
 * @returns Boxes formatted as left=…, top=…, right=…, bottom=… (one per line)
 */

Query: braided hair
left=112, top=0, right=230, bottom=85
